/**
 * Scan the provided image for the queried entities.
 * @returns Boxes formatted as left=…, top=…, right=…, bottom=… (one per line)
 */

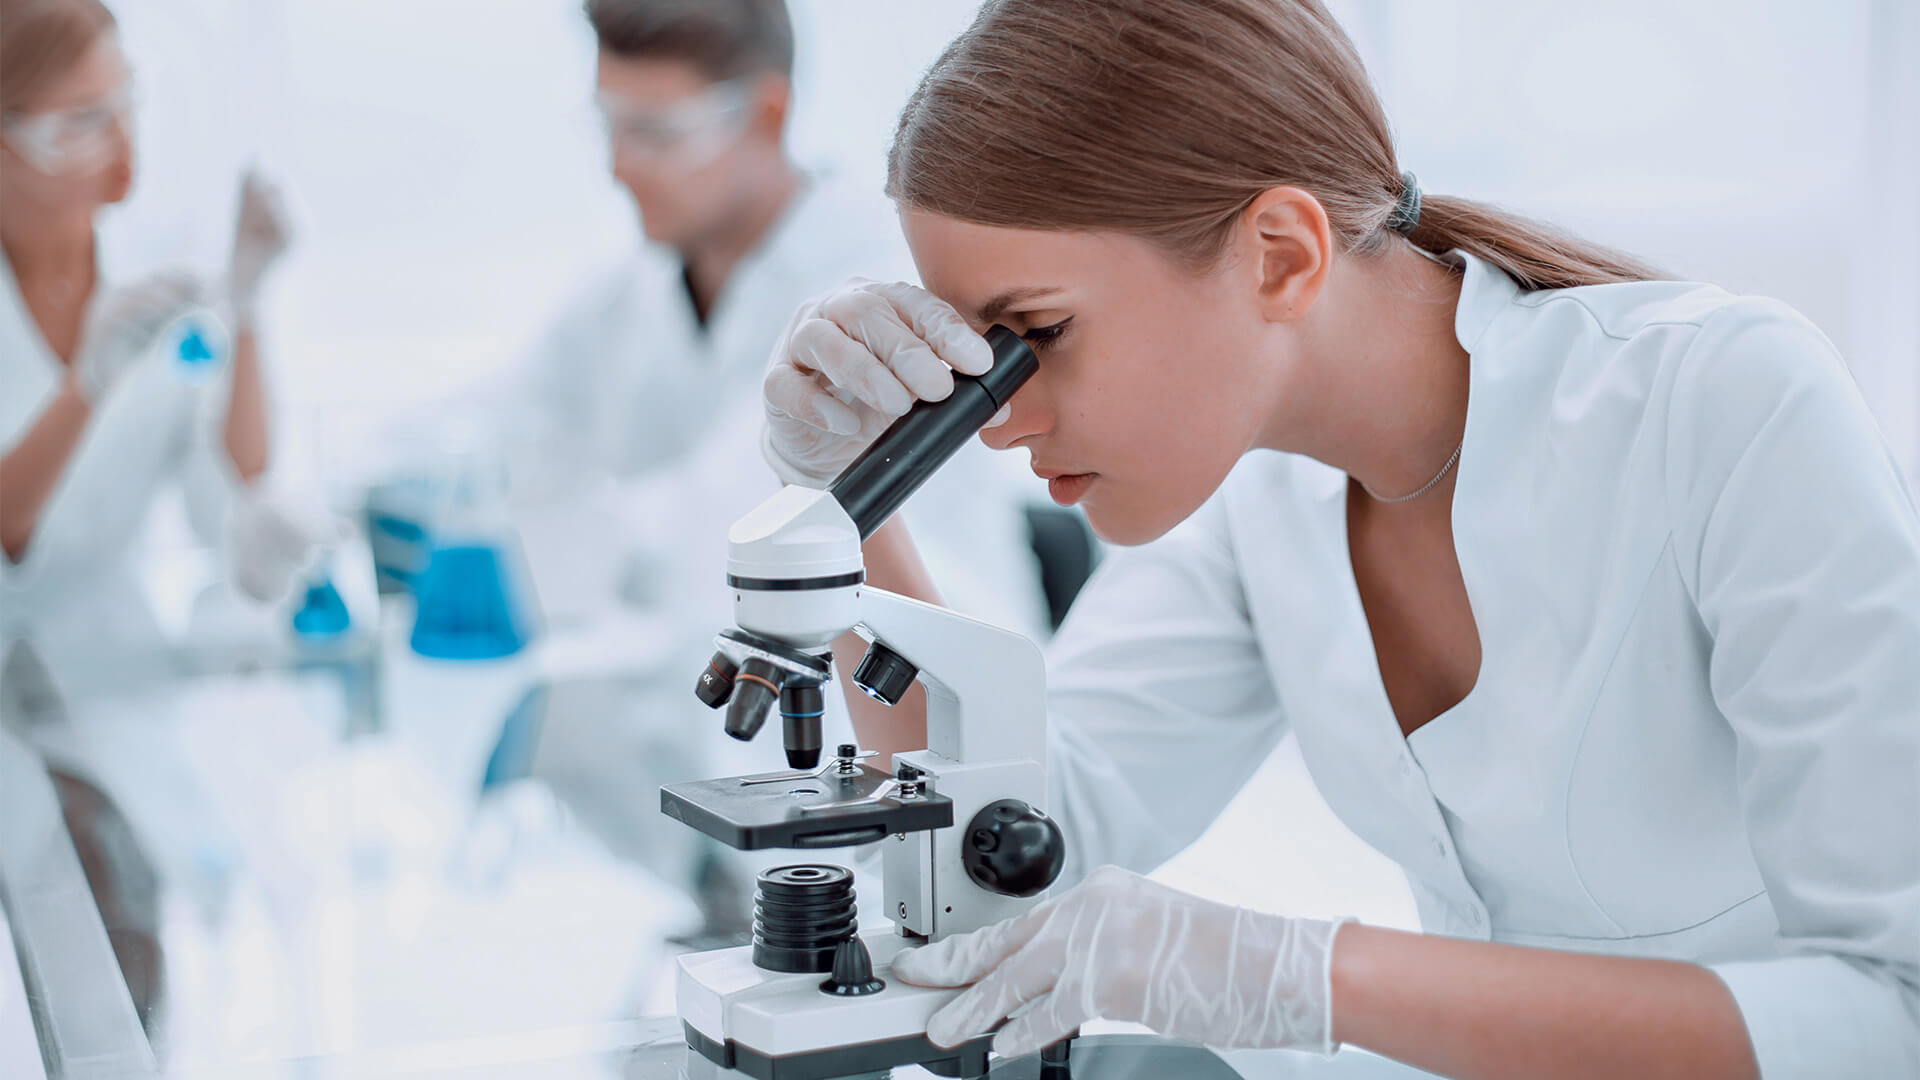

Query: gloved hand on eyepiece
left=892, top=866, right=1352, bottom=1060
left=762, top=278, right=1001, bottom=488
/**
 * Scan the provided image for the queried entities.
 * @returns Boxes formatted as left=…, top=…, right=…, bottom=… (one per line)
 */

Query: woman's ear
left=1237, top=186, right=1332, bottom=324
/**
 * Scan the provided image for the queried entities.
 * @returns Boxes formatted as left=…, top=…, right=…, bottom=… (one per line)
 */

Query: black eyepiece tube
left=829, top=324, right=1038, bottom=541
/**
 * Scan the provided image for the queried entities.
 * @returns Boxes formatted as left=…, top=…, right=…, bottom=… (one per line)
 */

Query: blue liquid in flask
left=409, top=544, right=529, bottom=660
left=292, top=577, right=351, bottom=637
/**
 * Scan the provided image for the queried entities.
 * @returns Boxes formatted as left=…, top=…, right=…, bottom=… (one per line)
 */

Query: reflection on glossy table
left=0, top=588, right=739, bottom=1079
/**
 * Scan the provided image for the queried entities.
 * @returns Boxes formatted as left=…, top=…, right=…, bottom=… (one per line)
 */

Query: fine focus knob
left=695, top=651, right=738, bottom=709
left=962, top=800, right=1066, bottom=898
left=818, top=935, right=886, bottom=997
left=851, top=641, right=918, bottom=706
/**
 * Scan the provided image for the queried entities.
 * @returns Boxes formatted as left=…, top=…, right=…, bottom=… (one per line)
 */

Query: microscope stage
left=662, top=763, right=953, bottom=850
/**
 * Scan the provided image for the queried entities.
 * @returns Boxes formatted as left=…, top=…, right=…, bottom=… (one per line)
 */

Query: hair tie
left=1386, top=170, right=1421, bottom=234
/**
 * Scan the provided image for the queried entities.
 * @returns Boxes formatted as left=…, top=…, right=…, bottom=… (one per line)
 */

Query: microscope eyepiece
left=829, top=325, right=1038, bottom=541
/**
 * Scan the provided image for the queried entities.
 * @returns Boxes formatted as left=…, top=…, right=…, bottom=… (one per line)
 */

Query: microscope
left=661, top=326, right=1070, bottom=1079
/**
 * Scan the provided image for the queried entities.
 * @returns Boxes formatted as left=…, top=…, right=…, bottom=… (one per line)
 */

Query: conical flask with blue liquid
left=408, top=451, right=536, bottom=660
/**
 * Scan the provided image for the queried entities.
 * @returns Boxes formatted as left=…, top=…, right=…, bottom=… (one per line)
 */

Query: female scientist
left=754, top=1, right=1920, bottom=1077
left=1, top=0, right=326, bottom=668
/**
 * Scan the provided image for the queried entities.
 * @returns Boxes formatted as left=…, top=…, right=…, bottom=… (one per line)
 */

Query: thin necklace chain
left=1359, top=442, right=1463, bottom=504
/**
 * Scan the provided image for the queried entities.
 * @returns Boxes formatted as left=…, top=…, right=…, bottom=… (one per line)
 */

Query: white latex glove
left=224, top=486, right=340, bottom=605
left=892, top=866, right=1351, bottom=1060
left=228, top=170, right=292, bottom=321
left=72, top=271, right=208, bottom=402
left=762, top=277, right=1000, bottom=487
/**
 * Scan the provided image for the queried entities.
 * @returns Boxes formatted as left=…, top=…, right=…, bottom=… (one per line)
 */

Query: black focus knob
left=695, top=651, right=738, bottom=709
left=852, top=642, right=918, bottom=706
left=962, top=800, right=1066, bottom=898
left=818, top=935, right=886, bottom=997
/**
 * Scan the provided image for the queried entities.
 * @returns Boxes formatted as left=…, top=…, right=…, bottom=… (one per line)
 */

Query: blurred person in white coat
left=497, top=0, right=1047, bottom=647
left=0, top=0, right=327, bottom=692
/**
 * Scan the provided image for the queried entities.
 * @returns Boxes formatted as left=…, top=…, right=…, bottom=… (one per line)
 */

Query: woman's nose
left=978, top=379, right=1050, bottom=452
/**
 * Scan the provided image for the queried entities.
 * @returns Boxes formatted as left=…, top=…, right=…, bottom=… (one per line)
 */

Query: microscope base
left=682, top=1020, right=992, bottom=1080
left=678, top=935, right=992, bottom=1080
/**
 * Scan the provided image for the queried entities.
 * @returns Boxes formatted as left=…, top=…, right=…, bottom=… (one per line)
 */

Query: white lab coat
left=500, top=172, right=1049, bottom=640
left=1046, top=252, right=1920, bottom=1077
left=0, top=256, right=232, bottom=693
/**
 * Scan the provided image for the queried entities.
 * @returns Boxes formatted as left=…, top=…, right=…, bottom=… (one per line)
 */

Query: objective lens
left=695, top=651, right=738, bottom=709
left=780, top=682, right=825, bottom=770
left=852, top=642, right=918, bottom=707
left=724, top=657, right=783, bottom=742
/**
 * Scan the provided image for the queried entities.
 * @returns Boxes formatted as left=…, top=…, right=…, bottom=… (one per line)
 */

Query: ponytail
left=1407, top=194, right=1662, bottom=290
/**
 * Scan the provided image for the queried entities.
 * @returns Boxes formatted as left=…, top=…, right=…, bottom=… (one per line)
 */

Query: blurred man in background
left=499, top=0, right=1048, bottom=636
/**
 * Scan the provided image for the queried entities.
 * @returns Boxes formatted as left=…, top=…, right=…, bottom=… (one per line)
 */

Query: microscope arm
left=852, top=586, right=1047, bottom=771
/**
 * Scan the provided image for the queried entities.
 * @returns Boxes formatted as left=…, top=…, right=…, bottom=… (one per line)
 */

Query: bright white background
left=98, top=0, right=1920, bottom=919
left=102, top=0, right=1919, bottom=486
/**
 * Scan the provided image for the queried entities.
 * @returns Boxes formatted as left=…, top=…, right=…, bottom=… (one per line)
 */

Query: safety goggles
left=0, top=82, right=134, bottom=175
left=593, top=79, right=753, bottom=165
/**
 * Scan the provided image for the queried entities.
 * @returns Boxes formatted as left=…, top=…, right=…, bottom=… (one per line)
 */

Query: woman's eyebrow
left=975, top=285, right=1066, bottom=324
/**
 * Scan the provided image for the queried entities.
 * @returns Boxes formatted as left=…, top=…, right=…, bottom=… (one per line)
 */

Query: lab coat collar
left=1298, top=249, right=1520, bottom=501
left=1447, top=248, right=1520, bottom=353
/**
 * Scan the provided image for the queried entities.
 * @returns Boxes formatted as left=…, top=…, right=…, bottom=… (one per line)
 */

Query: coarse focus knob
left=962, top=799, right=1066, bottom=898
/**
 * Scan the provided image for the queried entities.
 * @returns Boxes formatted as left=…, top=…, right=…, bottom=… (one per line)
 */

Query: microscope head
left=690, top=326, right=1039, bottom=773
left=725, top=485, right=864, bottom=649
left=690, top=486, right=860, bottom=770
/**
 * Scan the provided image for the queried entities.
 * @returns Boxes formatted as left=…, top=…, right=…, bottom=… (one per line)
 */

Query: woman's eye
left=1022, top=318, right=1072, bottom=352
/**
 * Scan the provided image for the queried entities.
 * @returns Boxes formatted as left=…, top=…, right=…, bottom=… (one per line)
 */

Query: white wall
left=1337, top=0, right=1919, bottom=487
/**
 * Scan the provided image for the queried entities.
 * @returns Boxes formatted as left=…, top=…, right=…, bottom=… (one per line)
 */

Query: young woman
left=0, top=0, right=326, bottom=672
left=754, top=1, right=1920, bottom=1077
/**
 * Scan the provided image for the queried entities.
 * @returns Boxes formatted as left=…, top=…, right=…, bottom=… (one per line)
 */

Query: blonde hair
left=888, top=0, right=1661, bottom=291
left=0, top=0, right=115, bottom=113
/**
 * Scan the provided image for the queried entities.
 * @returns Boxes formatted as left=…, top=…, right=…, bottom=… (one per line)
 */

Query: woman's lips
left=1047, top=473, right=1097, bottom=507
